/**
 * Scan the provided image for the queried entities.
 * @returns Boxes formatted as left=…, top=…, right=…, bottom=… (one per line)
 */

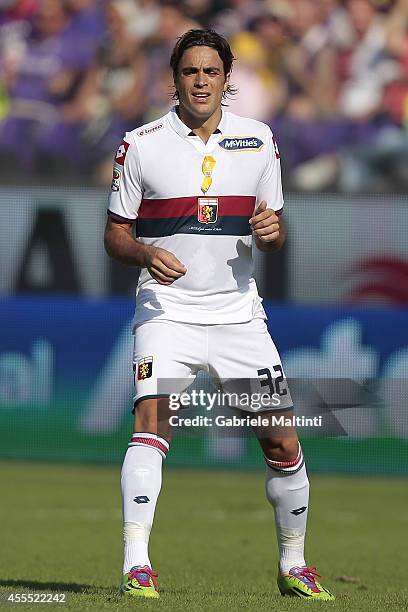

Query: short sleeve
left=108, top=133, right=143, bottom=223
left=256, top=127, right=284, bottom=214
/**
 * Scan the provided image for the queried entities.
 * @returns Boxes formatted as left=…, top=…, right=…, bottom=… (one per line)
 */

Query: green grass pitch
left=0, top=461, right=407, bottom=611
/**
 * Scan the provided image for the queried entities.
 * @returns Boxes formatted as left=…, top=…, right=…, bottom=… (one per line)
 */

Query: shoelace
left=293, top=567, right=321, bottom=588
left=128, top=566, right=158, bottom=588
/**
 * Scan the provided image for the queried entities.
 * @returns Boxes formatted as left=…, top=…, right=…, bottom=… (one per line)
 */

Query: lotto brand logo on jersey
left=219, top=137, right=264, bottom=151
left=115, top=140, right=129, bottom=165
left=137, top=356, right=153, bottom=380
left=110, top=167, right=121, bottom=192
left=137, top=123, right=163, bottom=137
left=198, top=198, right=218, bottom=224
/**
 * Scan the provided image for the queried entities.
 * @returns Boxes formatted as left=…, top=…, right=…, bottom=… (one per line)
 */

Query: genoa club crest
left=137, top=356, right=153, bottom=380
left=198, top=197, right=218, bottom=224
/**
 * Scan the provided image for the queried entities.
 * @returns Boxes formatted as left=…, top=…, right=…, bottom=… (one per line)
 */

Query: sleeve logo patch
left=137, top=123, right=164, bottom=137
left=219, top=137, right=264, bottom=151
left=110, top=167, right=121, bottom=192
left=115, top=140, right=129, bottom=165
left=137, top=356, right=153, bottom=380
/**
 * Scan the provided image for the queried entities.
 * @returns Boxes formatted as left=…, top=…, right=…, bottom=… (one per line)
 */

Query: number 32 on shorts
left=257, top=365, right=288, bottom=396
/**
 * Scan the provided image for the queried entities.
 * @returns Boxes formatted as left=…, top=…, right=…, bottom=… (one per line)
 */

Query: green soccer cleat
left=121, top=565, right=159, bottom=598
left=278, top=566, right=335, bottom=600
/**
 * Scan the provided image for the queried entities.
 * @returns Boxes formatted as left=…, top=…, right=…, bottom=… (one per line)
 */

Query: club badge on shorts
left=198, top=197, right=218, bottom=224
left=137, top=356, right=153, bottom=380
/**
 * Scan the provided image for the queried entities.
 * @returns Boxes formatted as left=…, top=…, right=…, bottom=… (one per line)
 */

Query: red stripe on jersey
left=130, top=436, right=168, bottom=456
left=138, top=195, right=256, bottom=219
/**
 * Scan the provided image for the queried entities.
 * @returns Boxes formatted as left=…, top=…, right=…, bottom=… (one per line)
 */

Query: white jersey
left=108, top=107, right=284, bottom=326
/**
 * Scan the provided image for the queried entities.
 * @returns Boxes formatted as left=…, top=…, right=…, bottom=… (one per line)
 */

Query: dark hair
left=170, top=29, right=237, bottom=100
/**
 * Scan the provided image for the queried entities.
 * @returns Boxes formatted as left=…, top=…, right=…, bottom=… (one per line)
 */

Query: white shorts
left=132, top=318, right=293, bottom=413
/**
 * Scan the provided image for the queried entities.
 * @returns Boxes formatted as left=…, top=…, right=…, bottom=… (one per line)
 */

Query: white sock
left=265, top=444, right=309, bottom=574
left=121, top=433, right=169, bottom=574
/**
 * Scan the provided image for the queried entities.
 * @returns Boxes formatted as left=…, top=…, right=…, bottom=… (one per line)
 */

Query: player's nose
left=194, top=70, right=207, bottom=87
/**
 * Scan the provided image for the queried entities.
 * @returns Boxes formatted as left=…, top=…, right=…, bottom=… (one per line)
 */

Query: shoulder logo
left=110, top=166, right=121, bottom=192
left=115, top=140, right=129, bottom=165
left=219, top=136, right=264, bottom=151
left=137, top=123, right=164, bottom=137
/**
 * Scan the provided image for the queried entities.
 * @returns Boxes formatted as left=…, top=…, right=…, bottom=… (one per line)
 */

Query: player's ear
left=172, top=79, right=179, bottom=99
left=223, top=74, right=230, bottom=92
left=173, top=72, right=179, bottom=97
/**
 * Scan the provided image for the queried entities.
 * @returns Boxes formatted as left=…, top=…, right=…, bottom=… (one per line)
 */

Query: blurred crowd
left=1, top=0, right=408, bottom=191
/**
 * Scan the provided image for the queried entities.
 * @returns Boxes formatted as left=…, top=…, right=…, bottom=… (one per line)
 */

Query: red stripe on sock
left=266, top=448, right=301, bottom=469
left=130, top=436, right=168, bottom=456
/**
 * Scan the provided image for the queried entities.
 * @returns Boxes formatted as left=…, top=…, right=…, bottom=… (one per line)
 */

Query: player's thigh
left=209, top=318, right=293, bottom=413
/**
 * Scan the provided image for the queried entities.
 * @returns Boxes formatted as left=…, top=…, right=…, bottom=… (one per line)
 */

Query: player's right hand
left=144, top=246, right=187, bottom=285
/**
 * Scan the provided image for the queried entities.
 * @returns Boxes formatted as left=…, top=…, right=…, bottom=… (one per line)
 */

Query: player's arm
left=254, top=127, right=286, bottom=253
left=104, top=218, right=186, bottom=285
left=104, top=217, right=149, bottom=267
left=106, top=135, right=186, bottom=285
left=250, top=201, right=286, bottom=253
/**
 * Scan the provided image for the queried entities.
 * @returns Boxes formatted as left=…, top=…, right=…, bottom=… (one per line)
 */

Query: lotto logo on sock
left=133, top=495, right=150, bottom=504
left=137, top=356, right=153, bottom=380
left=291, top=506, right=307, bottom=515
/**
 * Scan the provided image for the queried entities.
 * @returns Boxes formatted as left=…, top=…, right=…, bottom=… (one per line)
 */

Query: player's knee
left=134, top=399, right=157, bottom=430
left=262, top=436, right=299, bottom=462
left=134, top=398, right=172, bottom=441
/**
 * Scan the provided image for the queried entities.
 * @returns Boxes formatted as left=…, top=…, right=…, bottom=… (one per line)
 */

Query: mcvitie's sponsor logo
left=219, top=137, right=264, bottom=151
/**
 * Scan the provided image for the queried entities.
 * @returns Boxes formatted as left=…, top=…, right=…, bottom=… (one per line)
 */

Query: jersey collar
left=168, top=105, right=227, bottom=139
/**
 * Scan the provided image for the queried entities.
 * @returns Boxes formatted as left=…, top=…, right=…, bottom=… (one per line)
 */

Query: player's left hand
left=249, top=201, right=280, bottom=242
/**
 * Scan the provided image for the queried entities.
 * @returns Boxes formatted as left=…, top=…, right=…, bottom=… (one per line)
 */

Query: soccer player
left=104, top=29, right=334, bottom=601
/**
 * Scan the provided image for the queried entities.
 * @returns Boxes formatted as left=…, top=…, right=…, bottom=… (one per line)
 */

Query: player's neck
left=177, top=106, right=222, bottom=144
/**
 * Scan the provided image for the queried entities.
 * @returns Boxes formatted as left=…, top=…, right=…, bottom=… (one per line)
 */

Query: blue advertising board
left=0, top=297, right=407, bottom=472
